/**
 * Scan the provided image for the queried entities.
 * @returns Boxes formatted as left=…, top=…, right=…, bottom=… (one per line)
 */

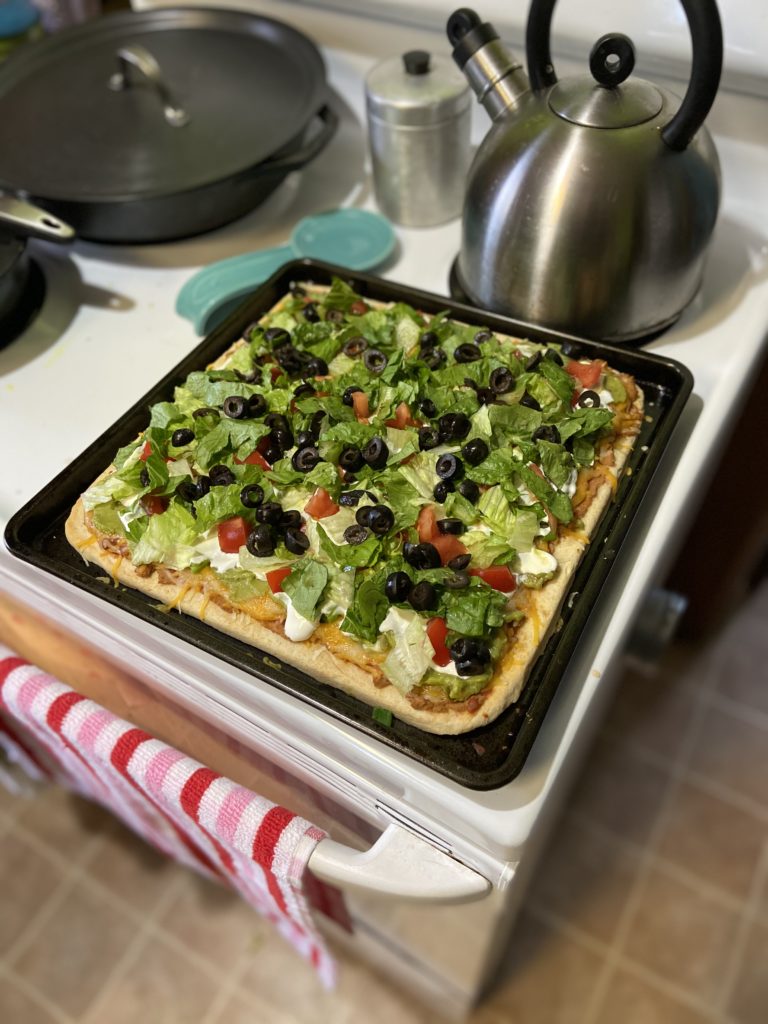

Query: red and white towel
left=0, top=646, right=347, bottom=987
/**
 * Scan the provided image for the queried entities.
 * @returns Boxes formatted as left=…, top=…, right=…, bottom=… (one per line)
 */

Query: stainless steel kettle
left=447, top=0, right=724, bottom=342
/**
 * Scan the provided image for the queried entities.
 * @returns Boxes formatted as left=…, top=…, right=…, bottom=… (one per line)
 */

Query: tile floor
left=0, top=581, right=766, bottom=1024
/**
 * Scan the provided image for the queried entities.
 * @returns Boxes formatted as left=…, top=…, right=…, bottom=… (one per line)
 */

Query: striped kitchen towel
left=0, top=646, right=346, bottom=987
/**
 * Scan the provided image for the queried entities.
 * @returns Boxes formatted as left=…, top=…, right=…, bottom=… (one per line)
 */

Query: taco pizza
left=66, top=277, right=644, bottom=734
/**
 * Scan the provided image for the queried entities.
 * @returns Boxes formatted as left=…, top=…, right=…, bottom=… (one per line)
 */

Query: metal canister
left=365, top=50, right=471, bottom=228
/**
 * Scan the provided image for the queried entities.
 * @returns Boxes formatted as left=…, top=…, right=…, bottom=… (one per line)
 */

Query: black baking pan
left=4, top=259, right=693, bottom=789
left=0, top=8, right=337, bottom=242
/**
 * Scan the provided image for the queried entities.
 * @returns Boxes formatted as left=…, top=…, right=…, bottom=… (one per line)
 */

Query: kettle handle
left=525, top=0, right=723, bottom=151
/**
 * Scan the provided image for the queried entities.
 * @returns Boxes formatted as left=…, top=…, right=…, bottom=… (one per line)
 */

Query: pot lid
left=0, top=8, right=328, bottom=202
left=549, top=77, right=664, bottom=129
left=366, top=50, right=470, bottom=126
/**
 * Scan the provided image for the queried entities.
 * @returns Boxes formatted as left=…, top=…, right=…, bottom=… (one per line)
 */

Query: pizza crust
left=64, top=299, right=645, bottom=735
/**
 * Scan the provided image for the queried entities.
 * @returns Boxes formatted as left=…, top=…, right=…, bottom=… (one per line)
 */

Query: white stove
left=1, top=0, right=767, bottom=1014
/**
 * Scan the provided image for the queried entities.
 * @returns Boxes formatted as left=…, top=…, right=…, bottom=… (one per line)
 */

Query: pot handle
left=525, top=0, right=723, bottom=151
left=0, top=195, right=74, bottom=244
left=249, top=103, right=339, bottom=177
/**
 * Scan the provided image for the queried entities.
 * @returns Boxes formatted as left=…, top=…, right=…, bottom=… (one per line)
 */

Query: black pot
left=0, top=8, right=339, bottom=243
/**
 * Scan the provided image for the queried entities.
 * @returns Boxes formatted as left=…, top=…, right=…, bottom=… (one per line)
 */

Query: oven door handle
left=307, top=824, right=490, bottom=903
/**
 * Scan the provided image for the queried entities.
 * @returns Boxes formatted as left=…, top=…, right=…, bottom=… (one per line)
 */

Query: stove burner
left=0, top=258, right=46, bottom=349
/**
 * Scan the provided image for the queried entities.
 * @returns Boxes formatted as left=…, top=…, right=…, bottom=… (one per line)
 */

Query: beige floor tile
left=480, top=910, right=605, bottom=1024
left=87, top=815, right=181, bottom=915
left=621, top=865, right=740, bottom=1004
left=156, top=873, right=262, bottom=971
left=601, top=663, right=697, bottom=763
left=0, top=830, right=65, bottom=957
left=14, top=785, right=113, bottom=863
left=568, top=736, right=669, bottom=845
left=687, top=705, right=768, bottom=811
left=0, top=972, right=62, bottom=1024
left=655, top=779, right=767, bottom=901
left=10, top=879, right=137, bottom=1019
left=726, top=919, right=768, bottom=1024
left=209, top=990, right=294, bottom=1024
left=594, top=968, right=715, bottom=1024
left=84, top=933, right=221, bottom=1024
left=713, top=583, right=768, bottom=717
left=526, top=817, right=640, bottom=944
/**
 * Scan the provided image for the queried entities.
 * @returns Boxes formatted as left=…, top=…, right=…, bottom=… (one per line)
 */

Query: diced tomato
left=234, top=450, right=271, bottom=471
left=217, top=516, right=249, bottom=553
left=139, top=441, right=152, bottom=461
left=266, top=567, right=292, bottom=593
left=385, top=402, right=413, bottom=429
left=304, top=487, right=339, bottom=519
left=351, top=391, right=369, bottom=421
left=270, top=365, right=283, bottom=382
left=350, top=299, right=369, bottom=315
left=426, top=617, right=452, bottom=667
left=417, top=505, right=438, bottom=543
left=140, top=494, right=168, bottom=516
left=432, top=534, right=468, bottom=565
left=566, top=359, right=605, bottom=389
left=469, top=565, right=517, bottom=592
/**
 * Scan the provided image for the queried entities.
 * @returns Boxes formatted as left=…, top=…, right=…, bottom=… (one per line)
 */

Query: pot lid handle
left=108, top=44, right=190, bottom=129
left=0, top=194, right=74, bottom=244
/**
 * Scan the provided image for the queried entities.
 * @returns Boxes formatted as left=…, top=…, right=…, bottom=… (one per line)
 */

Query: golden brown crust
left=65, top=293, right=645, bottom=735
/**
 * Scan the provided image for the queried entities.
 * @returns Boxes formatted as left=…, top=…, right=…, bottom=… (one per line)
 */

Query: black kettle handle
left=525, top=0, right=723, bottom=151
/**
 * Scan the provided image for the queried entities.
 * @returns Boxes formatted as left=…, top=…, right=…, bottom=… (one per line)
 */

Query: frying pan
left=0, top=8, right=338, bottom=243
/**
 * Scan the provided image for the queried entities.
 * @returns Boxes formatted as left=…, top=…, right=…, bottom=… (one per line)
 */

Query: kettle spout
left=447, top=8, right=530, bottom=120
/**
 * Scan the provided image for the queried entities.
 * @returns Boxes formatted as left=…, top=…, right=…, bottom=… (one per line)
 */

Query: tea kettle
left=447, top=0, right=723, bottom=341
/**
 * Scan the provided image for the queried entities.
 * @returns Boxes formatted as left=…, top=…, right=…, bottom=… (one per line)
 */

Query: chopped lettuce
left=341, top=576, right=389, bottom=642
left=379, top=607, right=434, bottom=694
left=282, top=559, right=328, bottom=622
left=130, top=503, right=200, bottom=568
left=318, top=525, right=382, bottom=568
left=439, top=580, right=507, bottom=636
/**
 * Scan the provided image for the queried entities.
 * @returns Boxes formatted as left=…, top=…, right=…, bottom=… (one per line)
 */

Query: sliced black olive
left=309, top=410, right=326, bottom=436
left=223, top=395, right=248, bottom=419
left=445, top=571, right=470, bottom=590
left=520, top=392, right=542, bottom=411
left=171, top=427, right=194, bottom=447
left=276, top=347, right=303, bottom=374
left=489, top=366, right=515, bottom=394
left=463, top=377, right=479, bottom=391
left=456, top=657, right=489, bottom=677
left=403, top=542, right=441, bottom=570
left=409, top=580, right=438, bottom=612
left=344, top=524, right=369, bottom=545
left=284, top=527, right=310, bottom=554
left=271, top=426, right=294, bottom=452
left=449, top=637, right=491, bottom=669
left=454, top=342, right=481, bottom=364
left=436, top=453, right=464, bottom=481
left=422, top=348, right=446, bottom=370
left=436, top=518, right=464, bottom=535
left=363, top=349, right=388, bottom=374
left=525, top=351, right=543, bottom=372
left=281, top=509, right=303, bottom=529
left=458, top=479, right=480, bottom=503
left=255, top=501, right=283, bottom=525
left=577, top=390, right=601, bottom=409
left=139, top=468, right=150, bottom=488
left=262, top=442, right=283, bottom=464
left=246, top=524, right=275, bottom=557
left=196, top=476, right=211, bottom=498
left=209, top=464, right=236, bottom=487
left=294, top=430, right=315, bottom=448
left=367, top=505, right=395, bottom=536
left=325, top=308, right=345, bottom=323
left=462, top=438, right=489, bottom=466
left=339, top=446, right=364, bottom=473
left=384, top=571, right=412, bottom=603
left=545, top=347, right=564, bottom=364
left=339, top=489, right=364, bottom=507
left=418, top=427, right=441, bottom=451
left=240, top=484, right=264, bottom=508
left=355, top=505, right=374, bottom=528
left=448, top=553, right=472, bottom=571
left=192, top=406, right=219, bottom=419
left=437, top=412, right=471, bottom=441
left=264, top=326, right=291, bottom=348
left=243, top=322, right=262, bottom=341
left=343, top=335, right=368, bottom=357
left=474, top=329, right=493, bottom=344
left=476, top=387, right=496, bottom=406
left=433, top=480, right=455, bottom=503
left=418, top=398, right=437, bottom=418
left=342, top=385, right=364, bottom=407
left=302, top=302, right=320, bottom=323
left=533, top=425, right=562, bottom=444
left=236, top=368, right=261, bottom=384
left=305, top=357, right=328, bottom=376
left=293, top=382, right=315, bottom=399
left=419, top=330, right=439, bottom=350
left=265, top=413, right=289, bottom=431
left=247, top=394, right=267, bottom=418
left=292, top=446, right=321, bottom=473
left=362, top=436, right=389, bottom=470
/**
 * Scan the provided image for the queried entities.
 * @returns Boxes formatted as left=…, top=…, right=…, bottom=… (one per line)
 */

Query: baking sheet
left=4, top=259, right=693, bottom=789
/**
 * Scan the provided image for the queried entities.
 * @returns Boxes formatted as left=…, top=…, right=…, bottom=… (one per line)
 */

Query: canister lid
left=365, top=50, right=471, bottom=126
